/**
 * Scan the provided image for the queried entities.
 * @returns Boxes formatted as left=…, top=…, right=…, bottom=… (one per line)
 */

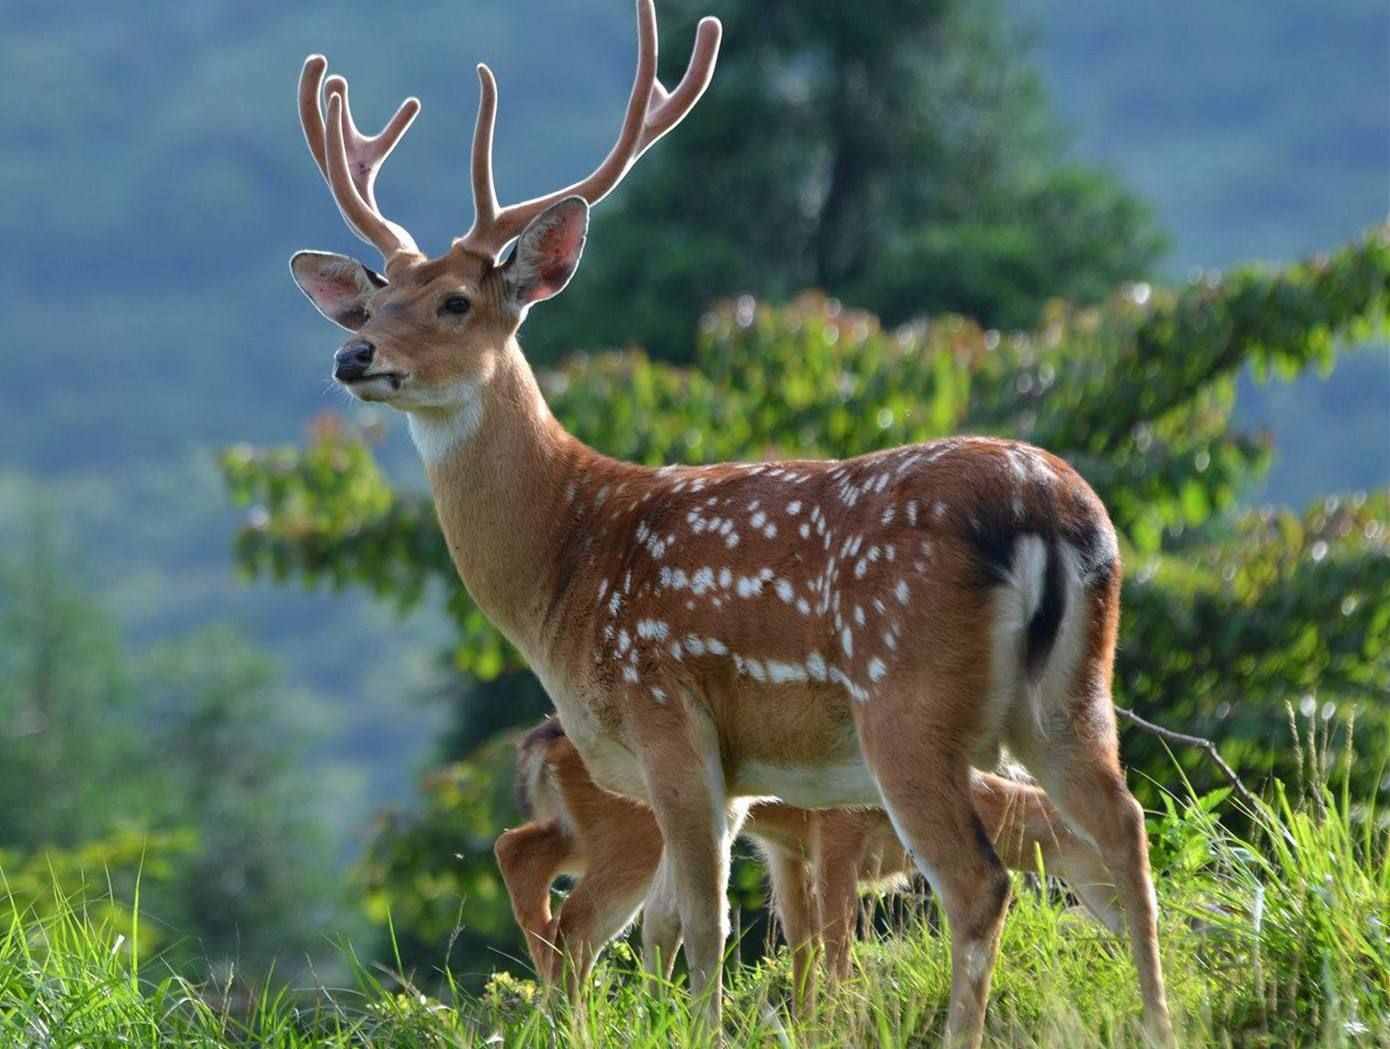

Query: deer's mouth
left=342, top=371, right=406, bottom=392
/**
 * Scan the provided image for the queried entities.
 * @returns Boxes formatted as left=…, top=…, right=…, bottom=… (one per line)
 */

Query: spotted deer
left=496, top=719, right=1123, bottom=1016
left=288, top=3, right=1173, bottom=1044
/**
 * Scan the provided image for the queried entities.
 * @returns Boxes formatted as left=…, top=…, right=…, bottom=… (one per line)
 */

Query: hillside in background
left=2, top=0, right=1386, bottom=854
left=1019, top=0, right=1388, bottom=506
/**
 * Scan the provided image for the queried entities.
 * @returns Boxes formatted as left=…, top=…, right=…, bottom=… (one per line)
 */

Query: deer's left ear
left=503, top=197, right=589, bottom=309
left=290, top=251, right=387, bottom=331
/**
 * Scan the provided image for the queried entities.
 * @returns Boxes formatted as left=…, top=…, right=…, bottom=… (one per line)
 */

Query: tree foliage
left=528, top=0, right=1165, bottom=363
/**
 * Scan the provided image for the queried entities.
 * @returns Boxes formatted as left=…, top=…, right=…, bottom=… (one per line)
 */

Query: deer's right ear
left=290, top=251, right=387, bottom=331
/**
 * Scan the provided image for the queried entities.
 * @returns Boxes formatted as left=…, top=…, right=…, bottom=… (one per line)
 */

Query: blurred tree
left=138, top=627, right=352, bottom=978
left=0, top=523, right=148, bottom=847
left=223, top=227, right=1390, bottom=982
left=528, top=0, right=1165, bottom=364
left=0, top=522, right=350, bottom=983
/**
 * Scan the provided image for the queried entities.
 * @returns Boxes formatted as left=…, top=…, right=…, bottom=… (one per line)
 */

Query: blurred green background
left=1, top=0, right=1386, bottom=992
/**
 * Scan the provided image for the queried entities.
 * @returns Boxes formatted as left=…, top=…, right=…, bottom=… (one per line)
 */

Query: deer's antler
left=298, top=55, right=422, bottom=264
left=456, top=0, right=722, bottom=260
left=298, top=1, right=720, bottom=266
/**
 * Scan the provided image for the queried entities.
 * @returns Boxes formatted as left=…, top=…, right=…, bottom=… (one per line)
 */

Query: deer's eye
left=440, top=295, right=472, bottom=316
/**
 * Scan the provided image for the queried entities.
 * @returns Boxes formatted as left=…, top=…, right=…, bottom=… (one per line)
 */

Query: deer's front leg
left=494, top=822, right=575, bottom=981
left=763, top=843, right=818, bottom=1018
left=641, top=849, right=685, bottom=980
left=631, top=697, right=732, bottom=1032
left=812, top=810, right=873, bottom=987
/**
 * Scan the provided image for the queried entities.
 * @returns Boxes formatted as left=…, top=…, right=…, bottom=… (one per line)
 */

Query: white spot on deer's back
left=767, top=660, right=809, bottom=684
left=636, top=619, right=669, bottom=641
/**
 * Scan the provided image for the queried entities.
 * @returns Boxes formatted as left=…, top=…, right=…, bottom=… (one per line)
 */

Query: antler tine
left=323, top=93, right=421, bottom=261
left=468, top=64, right=502, bottom=235
left=297, top=55, right=421, bottom=264
left=324, top=75, right=421, bottom=213
left=457, top=0, right=722, bottom=260
left=635, top=15, right=721, bottom=153
left=298, top=56, right=333, bottom=182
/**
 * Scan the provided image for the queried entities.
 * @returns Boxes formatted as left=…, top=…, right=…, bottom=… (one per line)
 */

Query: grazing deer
left=496, top=719, right=1123, bottom=1016
left=289, top=3, right=1173, bottom=1044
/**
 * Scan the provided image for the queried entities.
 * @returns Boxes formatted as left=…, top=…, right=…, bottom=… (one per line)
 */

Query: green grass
left=2, top=776, right=1387, bottom=1048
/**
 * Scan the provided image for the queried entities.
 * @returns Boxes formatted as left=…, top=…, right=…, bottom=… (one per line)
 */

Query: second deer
left=496, top=719, right=1124, bottom=1016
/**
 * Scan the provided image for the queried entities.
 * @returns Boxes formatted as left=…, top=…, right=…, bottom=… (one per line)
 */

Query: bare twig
left=1114, top=706, right=1261, bottom=813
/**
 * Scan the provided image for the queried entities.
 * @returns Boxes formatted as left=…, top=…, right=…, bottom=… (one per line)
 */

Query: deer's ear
left=290, top=251, right=387, bottom=331
left=503, top=197, right=588, bottom=309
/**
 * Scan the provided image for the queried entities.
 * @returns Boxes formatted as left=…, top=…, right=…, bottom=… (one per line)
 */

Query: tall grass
left=2, top=762, right=1386, bottom=1048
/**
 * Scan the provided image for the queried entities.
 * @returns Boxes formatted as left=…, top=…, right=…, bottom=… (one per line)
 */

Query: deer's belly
left=730, top=757, right=880, bottom=808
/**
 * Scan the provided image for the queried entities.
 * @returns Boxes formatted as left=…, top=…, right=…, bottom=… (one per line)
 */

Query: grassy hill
left=7, top=779, right=1386, bottom=1046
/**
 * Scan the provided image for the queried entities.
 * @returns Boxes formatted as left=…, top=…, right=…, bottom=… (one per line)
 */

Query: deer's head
left=290, top=1, right=721, bottom=415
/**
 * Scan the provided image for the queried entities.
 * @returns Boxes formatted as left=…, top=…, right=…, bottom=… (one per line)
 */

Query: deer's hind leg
left=857, top=698, right=1011, bottom=1049
left=1007, top=570, right=1174, bottom=1046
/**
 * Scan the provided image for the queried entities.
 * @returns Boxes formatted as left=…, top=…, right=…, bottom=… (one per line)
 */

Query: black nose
left=334, top=340, right=375, bottom=381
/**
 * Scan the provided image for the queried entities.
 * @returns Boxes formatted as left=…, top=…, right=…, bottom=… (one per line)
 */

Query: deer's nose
left=334, top=340, right=375, bottom=381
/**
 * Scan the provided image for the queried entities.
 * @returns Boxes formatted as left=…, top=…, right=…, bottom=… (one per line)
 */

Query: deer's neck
left=407, top=343, right=607, bottom=661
